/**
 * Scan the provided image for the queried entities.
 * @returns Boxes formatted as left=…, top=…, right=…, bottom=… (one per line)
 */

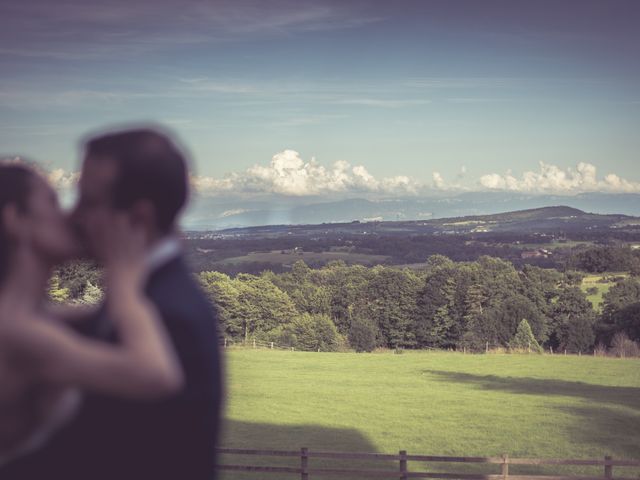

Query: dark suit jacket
left=1, top=256, right=224, bottom=480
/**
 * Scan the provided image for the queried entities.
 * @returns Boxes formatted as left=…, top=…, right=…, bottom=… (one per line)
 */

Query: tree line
left=48, top=254, right=640, bottom=355
left=197, top=256, right=639, bottom=354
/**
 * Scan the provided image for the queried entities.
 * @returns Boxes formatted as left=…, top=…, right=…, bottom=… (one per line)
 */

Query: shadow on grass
left=425, top=370, right=640, bottom=461
left=556, top=405, right=640, bottom=461
left=219, top=419, right=396, bottom=480
left=425, top=370, right=640, bottom=411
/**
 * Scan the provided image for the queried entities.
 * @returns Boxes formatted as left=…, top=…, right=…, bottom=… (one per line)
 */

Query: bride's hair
left=0, top=162, right=35, bottom=285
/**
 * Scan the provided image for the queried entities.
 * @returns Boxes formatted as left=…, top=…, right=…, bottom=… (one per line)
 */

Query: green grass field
left=580, top=273, right=628, bottom=311
left=219, top=349, right=640, bottom=479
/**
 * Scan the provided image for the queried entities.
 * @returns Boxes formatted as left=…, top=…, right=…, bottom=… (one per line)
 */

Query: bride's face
left=22, top=175, right=77, bottom=263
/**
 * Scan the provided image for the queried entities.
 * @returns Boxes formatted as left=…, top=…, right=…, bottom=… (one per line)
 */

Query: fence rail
left=216, top=448, right=640, bottom=480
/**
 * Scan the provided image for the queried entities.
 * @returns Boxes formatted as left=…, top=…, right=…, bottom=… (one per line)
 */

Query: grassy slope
left=580, top=273, right=628, bottom=311
left=220, top=349, right=639, bottom=479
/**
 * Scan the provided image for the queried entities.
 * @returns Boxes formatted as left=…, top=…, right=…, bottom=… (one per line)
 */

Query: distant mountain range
left=182, top=192, right=640, bottom=230
left=205, top=205, right=638, bottom=238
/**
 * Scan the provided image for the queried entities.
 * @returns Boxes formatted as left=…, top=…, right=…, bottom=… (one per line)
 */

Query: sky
left=1, top=0, right=640, bottom=198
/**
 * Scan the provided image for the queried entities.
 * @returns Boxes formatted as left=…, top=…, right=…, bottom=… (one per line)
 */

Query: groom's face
left=72, top=155, right=119, bottom=261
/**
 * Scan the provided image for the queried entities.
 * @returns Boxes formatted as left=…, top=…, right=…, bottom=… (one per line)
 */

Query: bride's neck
left=0, top=246, right=52, bottom=312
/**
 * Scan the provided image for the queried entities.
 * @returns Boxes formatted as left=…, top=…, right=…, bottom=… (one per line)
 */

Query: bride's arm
left=6, top=297, right=183, bottom=400
left=43, top=303, right=99, bottom=325
left=5, top=214, right=183, bottom=400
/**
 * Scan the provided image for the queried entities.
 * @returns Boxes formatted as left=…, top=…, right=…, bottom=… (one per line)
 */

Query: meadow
left=219, top=349, right=640, bottom=479
left=580, top=273, right=628, bottom=311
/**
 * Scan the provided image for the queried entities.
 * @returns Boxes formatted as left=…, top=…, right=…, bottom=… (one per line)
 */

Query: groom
left=2, top=127, right=224, bottom=479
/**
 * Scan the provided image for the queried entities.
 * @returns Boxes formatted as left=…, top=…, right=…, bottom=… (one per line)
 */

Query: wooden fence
left=216, top=448, right=640, bottom=480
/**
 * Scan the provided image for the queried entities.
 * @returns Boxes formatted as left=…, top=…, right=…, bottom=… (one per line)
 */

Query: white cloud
left=432, top=172, right=446, bottom=189
left=47, top=168, right=80, bottom=189
left=479, top=162, right=640, bottom=194
left=220, top=208, right=249, bottom=218
left=0, top=157, right=80, bottom=189
left=7, top=154, right=640, bottom=200
left=193, top=156, right=640, bottom=197
left=192, top=150, right=422, bottom=196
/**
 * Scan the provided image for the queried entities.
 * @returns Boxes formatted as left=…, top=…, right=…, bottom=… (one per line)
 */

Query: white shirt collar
left=146, top=236, right=182, bottom=273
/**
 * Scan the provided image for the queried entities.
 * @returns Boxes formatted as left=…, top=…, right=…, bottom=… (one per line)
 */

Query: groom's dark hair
left=85, top=128, right=189, bottom=234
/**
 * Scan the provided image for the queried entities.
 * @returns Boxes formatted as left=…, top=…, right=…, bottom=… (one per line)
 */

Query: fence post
left=604, top=455, right=613, bottom=480
left=501, top=453, right=509, bottom=480
left=301, top=447, right=309, bottom=480
left=224, top=338, right=227, bottom=348
left=271, top=342, right=274, bottom=349
left=486, top=342, right=489, bottom=353
left=253, top=339, right=256, bottom=349
left=399, top=450, right=408, bottom=480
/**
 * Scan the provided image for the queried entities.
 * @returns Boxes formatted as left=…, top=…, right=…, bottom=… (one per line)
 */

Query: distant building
left=521, top=249, right=552, bottom=259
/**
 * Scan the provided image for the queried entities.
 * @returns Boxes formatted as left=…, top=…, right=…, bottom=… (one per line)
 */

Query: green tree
left=289, top=284, right=332, bottom=316
left=55, top=260, right=102, bottom=300
left=571, top=246, right=640, bottom=273
left=462, top=292, right=546, bottom=350
left=599, top=277, right=640, bottom=344
left=199, top=271, right=299, bottom=341
left=75, top=281, right=103, bottom=305
left=463, top=282, right=487, bottom=319
left=276, top=313, right=343, bottom=352
left=415, top=266, right=457, bottom=347
left=291, top=260, right=311, bottom=282
left=268, top=264, right=332, bottom=317
left=315, top=261, right=371, bottom=335
left=235, top=274, right=298, bottom=341
left=353, top=266, right=419, bottom=348
left=563, top=316, right=596, bottom=353
left=198, top=271, right=244, bottom=339
left=48, top=275, right=70, bottom=303
left=519, top=264, right=564, bottom=319
left=608, top=302, right=640, bottom=343
left=424, top=254, right=455, bottom=272
left=348, top=315, right=377, bottom=352
left=549, top=286, right=595, bottom=352
left=509, top=319, right=543, bottom=353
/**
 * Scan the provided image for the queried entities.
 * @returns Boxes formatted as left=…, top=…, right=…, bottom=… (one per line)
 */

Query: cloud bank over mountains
left=479, top=162, right=640, bottom=195
left=6, top=152, right=640, bottom=198
left=191, top=150, right=419, bottom=197
left=191, top=151, right=640, bottom=197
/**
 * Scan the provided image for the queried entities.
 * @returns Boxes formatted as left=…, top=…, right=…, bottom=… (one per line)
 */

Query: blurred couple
left=0, top=127, right=223, bottom=479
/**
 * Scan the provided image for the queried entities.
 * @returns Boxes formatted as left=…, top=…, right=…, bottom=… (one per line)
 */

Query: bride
left=0, top=162, right=184, bottom=463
